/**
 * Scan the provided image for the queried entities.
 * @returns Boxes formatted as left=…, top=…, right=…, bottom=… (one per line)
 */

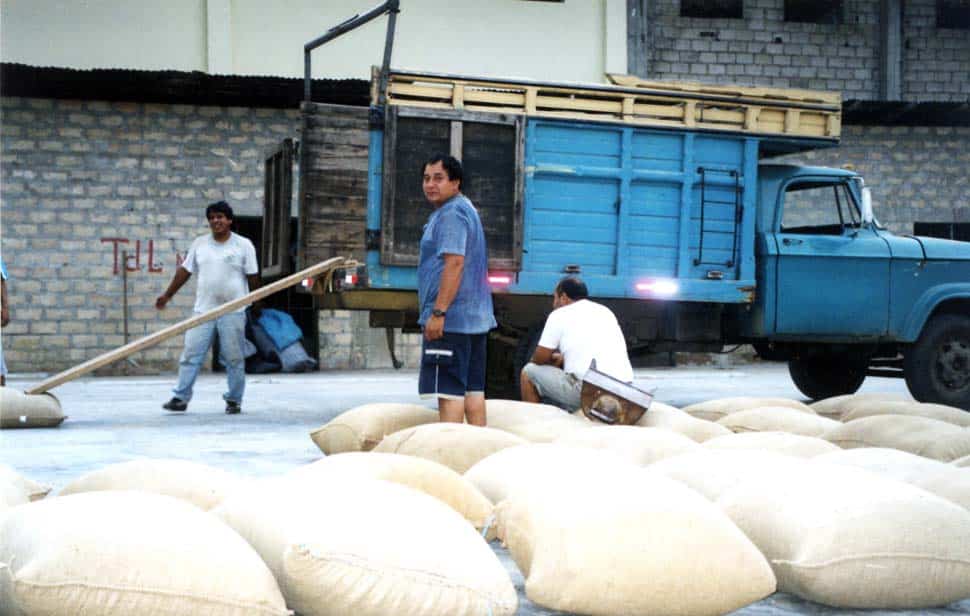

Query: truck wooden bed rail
left=25, top=257, right=352, bottom=395
left=378, top=68, right=841, bottom=141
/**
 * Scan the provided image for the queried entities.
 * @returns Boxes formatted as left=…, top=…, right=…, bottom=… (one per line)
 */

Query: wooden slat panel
left=299, top=104, right=370, bottom=267
left=382, top=70, right=841, bottom=141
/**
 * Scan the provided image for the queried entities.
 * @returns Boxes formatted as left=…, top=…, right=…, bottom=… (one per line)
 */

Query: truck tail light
left=488, top=273, right=513, bottom=287
left=636, top=279, right=679, bottom=297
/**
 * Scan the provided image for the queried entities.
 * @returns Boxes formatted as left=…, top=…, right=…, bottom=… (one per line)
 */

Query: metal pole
left=303, top=0, right=399, bottom=106
left=377, top=0, right=400, bottom=106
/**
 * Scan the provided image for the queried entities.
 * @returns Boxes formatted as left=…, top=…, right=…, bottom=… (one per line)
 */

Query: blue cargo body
left=366, top=117, right=770, bottom=304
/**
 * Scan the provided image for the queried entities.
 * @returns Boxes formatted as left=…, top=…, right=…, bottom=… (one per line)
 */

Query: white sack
left=373, top=423, right=528, bottom=473
left=214, top=478, right=517, bottom=616
left=287, top=452, right=494, bottom=533
left=0, top=491, right=288, bottom=616
left=823, top=414, right=970, bottom=461
left=717, top=406, right=841, bottom=436
left=496, top=472, right=776, bottom=616
left=682, top=396, right=814, bottom=422
left=554, top=425, right=699, bottom=466
left=718, top=463, right=970, bottom=608
left=58, top=458, right=244, bottom=511
left=0, top=389, right=64, bottom=429
left=649, top=449, right=807, bottom=501
left=702, top=431, right=840, bottom=457
left=0, top=464, right=51, bottom=501
left=309, top=403, right=437, bottom=454
left=635, top=403, right=732, bottom=442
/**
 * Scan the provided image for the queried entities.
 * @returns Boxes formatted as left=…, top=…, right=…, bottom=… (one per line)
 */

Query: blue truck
left=267, top=8, right=970, bottom=409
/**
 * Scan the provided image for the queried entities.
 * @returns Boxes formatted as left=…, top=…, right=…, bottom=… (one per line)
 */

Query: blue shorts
left=419, top=332, right=487, bottom=400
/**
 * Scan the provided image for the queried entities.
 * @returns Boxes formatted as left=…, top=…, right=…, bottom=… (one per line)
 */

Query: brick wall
left=647, top=0, right=969, bottom=102
left=0, top=96, right=420, bottom=375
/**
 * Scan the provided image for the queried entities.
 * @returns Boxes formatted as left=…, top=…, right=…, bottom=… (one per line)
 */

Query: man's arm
left=155, top=267, right=191, bottom=310
left=531, top=346, right=564, bottom=368
left=1, top=277, right=8, bottom=327
left=423, top=254, right=464, bottom=341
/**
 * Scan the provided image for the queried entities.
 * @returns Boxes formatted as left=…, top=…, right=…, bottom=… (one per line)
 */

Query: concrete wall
left=1, top=0, right=627, bottom=83
left=645, top=0, right=970, bottom=101
left=0, top=95, right=423, bottom=375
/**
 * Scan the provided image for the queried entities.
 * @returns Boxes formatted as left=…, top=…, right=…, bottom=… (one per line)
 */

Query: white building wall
left=2, top=0, right=626, bottom=84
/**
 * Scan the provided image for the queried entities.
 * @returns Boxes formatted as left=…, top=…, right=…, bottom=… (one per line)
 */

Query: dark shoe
left=162, top=397, right=188, bottom=412
left=225, top=401, right=242, bottom=415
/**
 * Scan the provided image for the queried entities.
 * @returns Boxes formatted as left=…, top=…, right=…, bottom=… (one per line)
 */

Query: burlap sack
left=717, top=406, right=841, bottom=437
left=554, top=425, right=699, bottom=466
left=0, top=464, right=51, bottom=501
left=214, top=478, right=517, bottom=616
left=809, top=392, right=907, bottom=420
left=702, top=431, right=840, bottom=458
left=497, top=416, right=594, bottom=443
left=495, top=472, right=776, bottom=616
left=287, top=452, right=494, bottom=533
left=0, top=478, right=28, bottom=513
left=0, top=491, right=288, bottom=616
left=635, top=404, right=732, bottom=442
left=649, top=449, right=807, bottom=500
left=464, top=444, right=633, bottom=505
left=718, top=463, right=970, bottom=608
left=841, top=400, right=970, bottom=427
left=373, top=423, right=528, bottom=473
left=817, top=448, right=970, bottom=510
left=0, top=389, right=64, bottom=429
left=308, top=403, right=438, bottom=454
left=484, top=399, right=576, bottom=429
left=954, top=454, right=970, bottom=468
left=58, top=458, right=244, bottom=511
left=823, top=415, right=970, bottom=461
left=682, top=397, right=814, bottom=422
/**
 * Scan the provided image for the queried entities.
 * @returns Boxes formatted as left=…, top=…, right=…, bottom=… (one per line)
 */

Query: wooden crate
left=378, top=69, right=841, bottom=141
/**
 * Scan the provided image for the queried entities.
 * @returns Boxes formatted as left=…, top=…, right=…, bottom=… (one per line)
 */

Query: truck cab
left=749, top=164, right=970, bottom=408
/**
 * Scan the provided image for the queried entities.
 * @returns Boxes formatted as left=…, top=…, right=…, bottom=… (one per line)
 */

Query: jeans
left=172, top=311, right=246, bottom=404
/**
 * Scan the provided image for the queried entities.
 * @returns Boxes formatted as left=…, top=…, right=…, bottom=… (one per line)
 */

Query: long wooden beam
left=25, top=257, right=351, bottom=395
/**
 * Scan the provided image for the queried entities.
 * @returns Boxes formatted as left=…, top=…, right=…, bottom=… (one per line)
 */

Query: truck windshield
left=780, top=180, right=860, bottom=235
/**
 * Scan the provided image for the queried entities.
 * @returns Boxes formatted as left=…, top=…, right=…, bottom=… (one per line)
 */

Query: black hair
left=555, top=276, right=589, bottom=300
left=422, top=153, right=463, bottom=189
left=205, top=200, right=234, bottom=220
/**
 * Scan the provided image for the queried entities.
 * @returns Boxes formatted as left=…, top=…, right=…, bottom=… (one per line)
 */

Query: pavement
left=2, top=363, right=969, bottom=615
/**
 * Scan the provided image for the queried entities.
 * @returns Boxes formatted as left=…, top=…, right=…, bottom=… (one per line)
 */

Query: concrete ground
left=3, top=363, right=969, bottom=615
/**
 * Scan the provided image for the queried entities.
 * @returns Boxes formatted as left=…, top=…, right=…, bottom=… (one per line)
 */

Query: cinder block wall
left=648, top=0, right=969, bottom=101
left=0, top=96, right=420, bottom=375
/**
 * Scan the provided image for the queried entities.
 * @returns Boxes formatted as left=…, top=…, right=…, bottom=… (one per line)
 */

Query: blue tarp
left=257, top=308, right=304, bottom=351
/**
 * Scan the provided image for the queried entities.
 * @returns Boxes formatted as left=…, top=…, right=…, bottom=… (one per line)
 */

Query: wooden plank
left=25, top=257, right=351, bottom=395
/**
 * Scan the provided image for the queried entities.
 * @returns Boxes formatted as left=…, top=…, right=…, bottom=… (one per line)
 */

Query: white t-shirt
left=537, top=299, right=634, bottom=382
left=181, top=232, right=258, bottom=313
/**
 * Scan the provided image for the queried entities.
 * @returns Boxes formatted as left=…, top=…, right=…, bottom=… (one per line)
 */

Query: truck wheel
left=788, top=356, right=866, bottom=401
left=903, top=314, right=970, bottom=411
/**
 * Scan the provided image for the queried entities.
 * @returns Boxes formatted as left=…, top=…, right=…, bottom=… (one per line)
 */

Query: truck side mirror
left=861, top=187, right=874, bottom=225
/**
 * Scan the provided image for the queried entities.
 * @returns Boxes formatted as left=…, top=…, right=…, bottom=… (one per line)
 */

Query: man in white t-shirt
left=520, top=276, right=633, bottom=411
left=155, top=201, right=259, bottom=414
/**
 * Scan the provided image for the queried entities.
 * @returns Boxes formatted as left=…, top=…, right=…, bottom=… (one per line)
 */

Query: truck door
left=768, top=177, right=890, bottom=337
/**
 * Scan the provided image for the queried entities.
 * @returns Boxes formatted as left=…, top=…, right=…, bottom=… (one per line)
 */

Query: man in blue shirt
left=417, top=154, right=496, bottom=425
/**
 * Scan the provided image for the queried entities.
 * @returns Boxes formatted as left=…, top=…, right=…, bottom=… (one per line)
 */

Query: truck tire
left=903, top=314, right=970, bottom=411
left=788, top=356, right=866, bottom=401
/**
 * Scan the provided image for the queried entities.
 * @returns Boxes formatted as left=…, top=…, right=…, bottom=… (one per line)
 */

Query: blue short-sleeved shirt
left=417, top=194, right=497, bottom=334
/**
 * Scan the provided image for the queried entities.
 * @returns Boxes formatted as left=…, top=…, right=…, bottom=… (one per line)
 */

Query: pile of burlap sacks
left=2, top=392, right=970, bottom=615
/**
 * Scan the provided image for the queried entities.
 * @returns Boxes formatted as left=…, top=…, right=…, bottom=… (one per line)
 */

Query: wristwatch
left=432, top=308, right=447, bottom=318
